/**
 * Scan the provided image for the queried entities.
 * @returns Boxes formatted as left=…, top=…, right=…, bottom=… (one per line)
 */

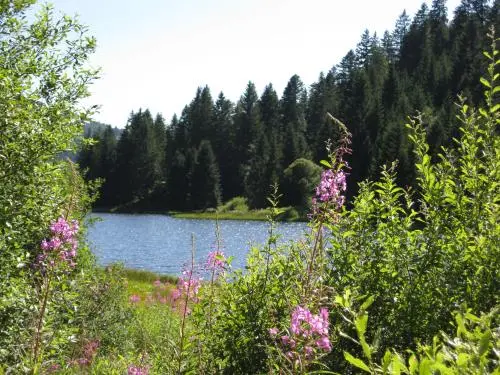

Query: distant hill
left=84, top=121, right=122, bottom=139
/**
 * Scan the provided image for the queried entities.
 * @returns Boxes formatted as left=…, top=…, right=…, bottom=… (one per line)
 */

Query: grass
left=171, top=206, right=306, bottom=222
left=94, top=196, right=308, bottom=222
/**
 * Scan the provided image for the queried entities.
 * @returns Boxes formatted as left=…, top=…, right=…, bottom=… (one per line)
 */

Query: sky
left=45, top=0, right=463, bottom=128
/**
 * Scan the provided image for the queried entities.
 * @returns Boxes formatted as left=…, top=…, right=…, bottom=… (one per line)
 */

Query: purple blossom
left=127, top=365, right=149, bottom=375
left=315, top=336, right=332, bottom=351
left=206, top=250, right=226, bottom=272
left=304, top=346, right=313, bottom=357
left=315, top=169, right=347, bottom=207
left=37, top=217, right=79, bottom=270
left=269, top=327, right=278, bottom=336
left=129, top=294, right=141, bottom=303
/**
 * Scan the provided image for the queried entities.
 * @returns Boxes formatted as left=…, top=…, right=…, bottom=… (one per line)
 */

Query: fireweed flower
left=129, top=294, right=141, bottom=303
left=269, top=327, right=279, bottom=336
left=37, top=217, right=79, bottom=270
left=171, top=267, right=202, bottom=303
left=272, top=305, right=332, bottom=363
left=206, top=249, right=226, bottom=272
left=314, top=169, right=347, bottom=208
left=127, top=365, right=149, bottom=375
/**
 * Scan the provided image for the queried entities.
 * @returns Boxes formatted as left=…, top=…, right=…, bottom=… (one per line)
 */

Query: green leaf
left=360, top=295, right=375, bottom=311
left=343, top=351, right=371, bottom=373
left=480, top=77, right=492, bottom=88
left=320, top=159, right=332, bottom=168
left=355, top=314, right=368, bottom=336
left=478, top=330, right=492, bottom=356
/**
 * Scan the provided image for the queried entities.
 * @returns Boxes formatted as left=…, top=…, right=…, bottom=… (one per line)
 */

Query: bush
left=218, top=196, right=249, bottom=213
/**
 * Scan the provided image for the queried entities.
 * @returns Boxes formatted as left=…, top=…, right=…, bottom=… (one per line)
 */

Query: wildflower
left=171, top=288, right=181, bottom=301
left=269, top=327, right=278, bottom=336
left=304, top=346, right=313, bottom=357
left=37, top=217, right=79, bottom=270
left=315, top=169, right=347, bottom=208
left=127, top=365, right=149, bottom=375
left=129, top=294, right=141, bottom=303
left=207, top=249, right=226, bottom=271
left=315, top=336, right=332, bottom=351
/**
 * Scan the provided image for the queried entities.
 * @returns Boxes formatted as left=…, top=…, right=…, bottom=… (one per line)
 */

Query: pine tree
left=212, top=92, right=237, bottom=201
left=259, top=83, right=283, bottom=185
left=190, top=140, right=222, bottom=210
left=234, top=81, right=262, bottom=196
left=280, top=74, right=310, bottom=167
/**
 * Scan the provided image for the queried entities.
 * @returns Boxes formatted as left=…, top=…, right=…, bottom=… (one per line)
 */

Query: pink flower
left=304, top=346, right=314, bottom=357
left=269, top=327, right=278, bottom=336
left=129, top=294, right=141, bottom=303
left=207, top=250, right=226, bottom=271
left=281, top=335, right=291, bottom=345
left=37, top=217, right=79, bottom=270
left=315, top=336, right=332, bottom=351
left=128, top=365, right=149, bottom=375
left=171, top=288, right=181, bottom=301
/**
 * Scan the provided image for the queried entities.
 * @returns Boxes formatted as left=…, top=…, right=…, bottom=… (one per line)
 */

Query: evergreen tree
left=234, top=82, right=262, bottom=196
left=259, top=83, right=283, bottom=187
left=280, top=74, right=310, bottom=167
left=393, top=10, right=410, bottom=57
left=306, top=70, right=340, bottom=161
left=212, top=92, right=238, bottom=201
left=190, top=140, right=222, bottom=209
left=188, top=86, right=214, bottom=147
left=355, top=29, right=373, bottom=67
left=244, top=131, right=271, bottom=208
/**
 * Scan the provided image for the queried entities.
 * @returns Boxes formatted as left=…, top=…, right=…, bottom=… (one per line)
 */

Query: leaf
left=478, top=330, right=492, bottom=356
left=343, top=351, right=371, bottom=373
left=480, top=77, right=492, bottom=88
left=320, top=159, right=332, bottom=168
left=360, top=295, right=375, bottom=311
left=360, top=336, right=372, bottom=361
left=409, top=354, right=419, bottom=374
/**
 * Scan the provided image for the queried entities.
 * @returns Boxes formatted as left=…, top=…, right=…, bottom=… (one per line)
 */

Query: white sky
left=46, top=0, right=463, bottom=128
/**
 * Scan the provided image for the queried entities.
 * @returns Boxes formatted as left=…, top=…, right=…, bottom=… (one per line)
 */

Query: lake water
left=86, top=213, right=308, bottom=275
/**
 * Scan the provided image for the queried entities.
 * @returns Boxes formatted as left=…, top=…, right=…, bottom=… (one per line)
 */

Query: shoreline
left=91, top=207, right=307, bottom=222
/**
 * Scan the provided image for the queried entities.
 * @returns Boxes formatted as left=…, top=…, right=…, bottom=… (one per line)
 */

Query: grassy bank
left=93, top=197, right=308, bottom=221
left=170, top=206, right=305, bottom=221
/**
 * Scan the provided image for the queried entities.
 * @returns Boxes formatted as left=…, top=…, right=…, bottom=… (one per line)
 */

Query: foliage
left=217, top=196, right=249, bottom=213
left=338, top=292, right=499, bottom=375
left=282, top=158, right=322, bottom=209
left=0, top=0, right=101, bottom=369
left=325, top=30, right=499, bottom=361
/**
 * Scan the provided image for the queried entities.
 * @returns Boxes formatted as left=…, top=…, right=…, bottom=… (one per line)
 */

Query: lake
left=86, top=213, right=308, bottom=275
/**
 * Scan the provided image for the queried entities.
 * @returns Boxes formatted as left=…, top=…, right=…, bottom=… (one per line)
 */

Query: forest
left=0, top=0, right=498, bottom=373
left=80, top=0, right=499, bottom=213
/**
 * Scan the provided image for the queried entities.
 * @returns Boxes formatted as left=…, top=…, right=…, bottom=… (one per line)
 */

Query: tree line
left=79, top=0, right=499, bottom=211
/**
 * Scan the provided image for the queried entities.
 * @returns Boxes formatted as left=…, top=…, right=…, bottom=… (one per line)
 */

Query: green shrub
left=218, top=196, right=249, bottom=213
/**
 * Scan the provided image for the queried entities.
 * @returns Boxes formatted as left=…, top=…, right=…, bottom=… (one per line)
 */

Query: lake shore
left=92, top=206, right=307, bottom=222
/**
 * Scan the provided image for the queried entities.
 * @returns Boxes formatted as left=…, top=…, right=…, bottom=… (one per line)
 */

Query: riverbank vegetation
left=1, top=0, right=499, bottom=374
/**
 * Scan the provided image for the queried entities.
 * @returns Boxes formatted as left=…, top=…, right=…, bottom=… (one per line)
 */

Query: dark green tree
left=280, top=74, right=310, bottom=167
left=190, top=140, right=222, bottom=210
